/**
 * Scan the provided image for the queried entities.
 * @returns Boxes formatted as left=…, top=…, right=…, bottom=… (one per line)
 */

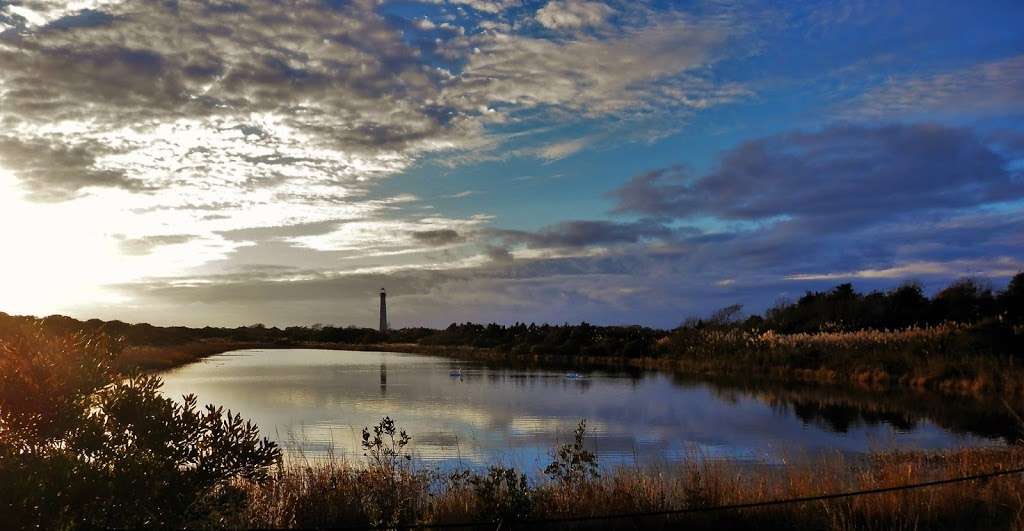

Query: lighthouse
left=379, top=288, right=387, bottom=333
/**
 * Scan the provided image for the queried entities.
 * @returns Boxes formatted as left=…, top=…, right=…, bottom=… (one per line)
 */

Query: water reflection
left=160, top=349, right=1007, bottom=473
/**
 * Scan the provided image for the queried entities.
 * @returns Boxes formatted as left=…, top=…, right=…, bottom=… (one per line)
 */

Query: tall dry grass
left=653, top=323, right=1024, bottom=396
left=237, top=446, right=1024, bottom=530
left=116, top=339, right=263, bottom=370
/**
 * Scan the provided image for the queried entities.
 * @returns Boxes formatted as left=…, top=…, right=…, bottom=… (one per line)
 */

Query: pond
left=160, top=348, right=1010, bottom=474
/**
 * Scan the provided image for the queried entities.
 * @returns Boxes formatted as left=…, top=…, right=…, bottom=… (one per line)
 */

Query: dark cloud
left=485, top=245, right=514, bottom=264
left=491, top=219, right=673, bottom=249
left=117, top=268, right=458, bottom=305
left=410, top=229, right=463, bottom=246
left=612, top=124, right=1023, bottom=229
left=219, top=220, right=348, bottom=242
left=0, top=136, right=150, bottom=201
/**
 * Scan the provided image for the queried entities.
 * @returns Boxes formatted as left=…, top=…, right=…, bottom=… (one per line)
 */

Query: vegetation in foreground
left=0, top=324, right=280, bottom=529
left=247, top=438, right=1024, bottom=530
left=4, top=325, right=1024, bottom=529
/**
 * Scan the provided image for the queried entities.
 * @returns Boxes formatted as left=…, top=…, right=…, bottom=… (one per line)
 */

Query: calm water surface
left=160, top=349, right=1006, bottom=473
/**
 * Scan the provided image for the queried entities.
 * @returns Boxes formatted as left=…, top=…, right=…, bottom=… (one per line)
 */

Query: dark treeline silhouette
left=0, top=273, right=1021, bottom=366
left=756, top=274, right=1023, bottom=333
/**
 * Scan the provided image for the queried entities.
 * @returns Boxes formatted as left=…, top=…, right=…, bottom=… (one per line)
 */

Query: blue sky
left=0, top=0, right=1021, bottom=328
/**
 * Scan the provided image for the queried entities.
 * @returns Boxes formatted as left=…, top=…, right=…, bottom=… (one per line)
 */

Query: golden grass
left=116, top=339, right=262, bottom=371
left=237, top=446, right=1024, bottom=530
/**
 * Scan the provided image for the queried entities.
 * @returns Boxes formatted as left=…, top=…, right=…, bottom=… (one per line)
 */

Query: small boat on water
left=565, top=372, right=583, bottom=379
left=449, top=368, right=463, bottom=377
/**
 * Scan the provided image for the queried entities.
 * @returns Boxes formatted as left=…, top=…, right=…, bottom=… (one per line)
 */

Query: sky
left=0, top=0, right=1022, bottom=329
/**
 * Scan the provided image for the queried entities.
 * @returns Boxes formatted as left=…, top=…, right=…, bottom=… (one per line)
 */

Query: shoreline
left=128, top=339, right=1024, bottom=403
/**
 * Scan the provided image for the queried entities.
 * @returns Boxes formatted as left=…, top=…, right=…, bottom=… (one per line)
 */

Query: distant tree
left=885, top=283, right=930, bottom=328
left=1000, top=272, right=1024, bottom=322
left=708, top=304, right=744, bottom=327
left=932, top=278, right=995, bottom=323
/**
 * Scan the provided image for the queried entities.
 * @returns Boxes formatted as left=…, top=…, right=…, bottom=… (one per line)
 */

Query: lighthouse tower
left=379, top=288, right=387, bottom=333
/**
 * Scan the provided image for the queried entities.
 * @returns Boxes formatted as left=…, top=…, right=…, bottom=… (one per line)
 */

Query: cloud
left=0, top=0, right=744, bottom=223
left=491, top=219, right=674, bottom=250
left=453, top=14, right=736, bottom=118
left=217, top=220, right=348, bottom=242
left=785, top=257, right=1024, bottom=281
left=849, top=55, right=1024, bottom=118
left=0, top=0, right=474, bottom=204
left=443, top=190, right=478, bottom=199
left=611, top=124, right=1023, bottom=228
left=410, top=229, right=464, bottom=246
left=536, top=0, right=614, bottom=30
left=99, top=188, right=1024, bottom=329
left=429, top=0, right=520, bottom=14
left=288, top=215, right=488, bottom=256
left=0, top=136, right=150, bottom=201
left=485, top=245, right=514, bottom=263
left=117, top=234, right=198, bottom=256
left=536, top=137, right=590, bottom=161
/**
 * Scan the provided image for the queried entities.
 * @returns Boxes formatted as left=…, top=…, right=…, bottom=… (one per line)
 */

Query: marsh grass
left=654, top=323, right=1024, bottom=395
left=238, top=445, right=1024, bottom=530
left=117, top=339, right=263, bottom=370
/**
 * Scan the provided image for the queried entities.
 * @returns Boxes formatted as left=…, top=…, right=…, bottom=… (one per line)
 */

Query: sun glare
left=0, top=169, right=128, bottom=315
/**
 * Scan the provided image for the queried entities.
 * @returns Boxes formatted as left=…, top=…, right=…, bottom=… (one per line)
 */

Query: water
left=160, top=348, right=1008, bottom=473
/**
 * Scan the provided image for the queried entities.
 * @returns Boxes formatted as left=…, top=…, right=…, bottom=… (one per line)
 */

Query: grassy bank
left=239, top=443, right=1024, bottom=530
left=653, top=323, right=1024, bottom=396
left=331, top=323, right=1024, bottom=398
left=117, top=339, right=268, bottom=370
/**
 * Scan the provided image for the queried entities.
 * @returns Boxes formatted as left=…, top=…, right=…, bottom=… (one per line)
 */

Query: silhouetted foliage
left=361, top=416, right=412, bottom=475
left=545, top=420, right=599, bottom=486
left=467, top=466, right=534, bottom=523
left=0, top=322, right=280, bottom=529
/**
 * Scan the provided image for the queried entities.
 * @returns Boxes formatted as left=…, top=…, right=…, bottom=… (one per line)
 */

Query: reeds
left=238, top=446, right=1024, bottom=530
left=116, top=339, right=262, bottom=370
left=644, top=323, right=1024, bottom=396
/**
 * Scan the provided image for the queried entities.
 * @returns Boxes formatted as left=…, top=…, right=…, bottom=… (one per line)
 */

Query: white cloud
left=536, top=137, right=590, bottom=160
left=536, top=0, right=614, bottom=30
left=454, top=17, right=732, bottom=117
left=785, top=258, right=1024, bottom=281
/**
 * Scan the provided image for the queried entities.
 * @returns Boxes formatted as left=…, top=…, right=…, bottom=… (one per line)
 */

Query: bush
left=0, top=323, right=280, bottom=529
left=545, top=420, right=599, bottom=486
left=469, top=466, right=534, bottom=523
left=359, top=416, right=423, bottom=527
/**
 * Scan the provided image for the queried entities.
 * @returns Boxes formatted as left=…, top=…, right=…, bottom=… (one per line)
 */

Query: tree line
left=0, top=273, right=1020, bottom=359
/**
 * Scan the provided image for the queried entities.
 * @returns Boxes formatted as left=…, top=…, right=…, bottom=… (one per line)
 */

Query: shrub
left=469, top=466, right=534, bottom=523
left=545, top=419, right=599, bottom=486
left=0, top=323, right=280, bottom=529
left=359, top=416, right=423, bottom=527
